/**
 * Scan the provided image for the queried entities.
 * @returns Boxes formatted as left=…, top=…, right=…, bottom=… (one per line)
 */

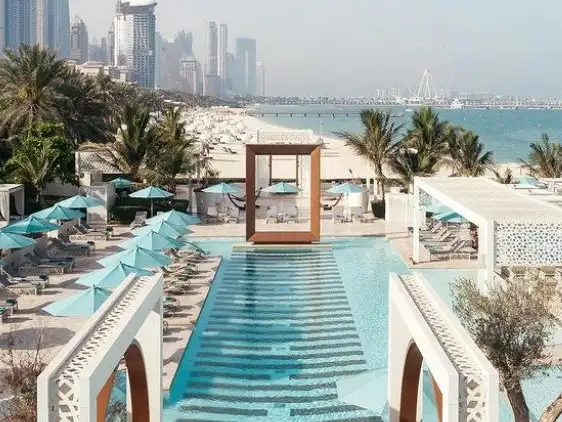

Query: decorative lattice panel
left=401, top=275, right=489, bottom=422
left=495, top=220, right=562, bottom=266
left=419, top=189, right=433, bottom=206
left=256, top=131, right=317, bottom=144
left=50, top=277, right=156, bottom=420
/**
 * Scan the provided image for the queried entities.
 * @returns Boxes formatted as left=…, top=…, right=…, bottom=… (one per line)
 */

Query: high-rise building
left=180, top=55, right=202, bottom=95
left=176, top=30, right=192, bottom=56
left=235, top=37, right=257, bottom=96
left=5, top=0, right=23, bottom=49
left=256, top=61, right=265, bottom=96
left=217, top=23, right=228, bottom=94
left=89, top=37, right=108, bottom=64
left=205, top=21, right=218, bottom=76
left=107, top=23, right=115, bottom=65
left=35, top=0, right=70, bottom=57
left=114, top=0, right=157, bottom=88
left=0, top=1, right=5, bottom=54
left=70, top=16, right=88, bottom=64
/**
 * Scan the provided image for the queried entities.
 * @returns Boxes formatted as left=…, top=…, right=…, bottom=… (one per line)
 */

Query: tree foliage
left=449, top=129, right=494, bottom=176
left=451, top=275, right=562, bottom=422
left=335, top=109, right=403, bottom=199
left=519, top=133, right=562, bottom=178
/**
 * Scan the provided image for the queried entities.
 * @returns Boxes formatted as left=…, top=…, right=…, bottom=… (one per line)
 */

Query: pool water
left=162, top=238, right=559, bottom=421
left=164, top=237, right=408, bottom=421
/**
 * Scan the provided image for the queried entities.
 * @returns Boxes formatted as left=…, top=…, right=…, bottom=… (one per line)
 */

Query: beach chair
left=129, top=211, right=148, bottom=230
left=19, top=254, right=70, bottom=275
left=205, top=206, right=219, bottom=224
left=501, top=266, right=527, bottom=281
left=70, top=225, right=109, bottom=241
left=79, top=222, right=108, bottom=235
left=265, top=206, right=278, bottom=224
left=332, top=206, right=344, bottom=223
left=286, top=206, right=299, bottom=223
left=223, top=207, right=240, bottom=224
left=1, top=264, right=49, bottom=284
left=50, top=238, right=92, bottom=256
left=30, top=250, right=75, bottom=268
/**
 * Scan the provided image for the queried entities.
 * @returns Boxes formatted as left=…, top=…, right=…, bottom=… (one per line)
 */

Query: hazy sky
left=71, top=0, right=562, bottom=97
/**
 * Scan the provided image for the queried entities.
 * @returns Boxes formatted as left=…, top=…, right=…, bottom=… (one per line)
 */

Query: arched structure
left=388, top=273, right=499, bottom=422
left=37, top=273, right=164, bottom=422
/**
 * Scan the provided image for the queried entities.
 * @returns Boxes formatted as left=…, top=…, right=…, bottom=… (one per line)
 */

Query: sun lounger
left=501, top=266, right=527, bottom=281
left=265, top=206, right=278, bottom=224
left=70, top=225, right=109, bottom=241
left=50, top=238, right=92, bottom=256
left=286, top=206, right=299, bottom=223
left=223, top=207, right=240, bottom=224
left=332, top=206, right=345, bottom=223
left=129, top=211, right=148, bottom=230
left=19, top=255, right=70, bottom=275
left=1, top=277, right=42, bottom=295
left=1, top=265, right=49, bottom=284
left=205, top=206, right=219, bottom=224
left=28, top=251, right=75, bottom=269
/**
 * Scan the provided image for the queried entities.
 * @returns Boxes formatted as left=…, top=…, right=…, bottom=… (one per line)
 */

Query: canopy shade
left=109, top=177, right=133, bottom=189
left=56, top=195, right=103, bottom=209
left=145, top=209, right=200, bottom=226
left=97, top=246, right=172, bottom=268
left=327, top=182, right=364, bottom=195
left=0, top=232, right=37, bottom=249
left=132, top=220, right=192, bottom=237
left=202, top=182, right=241, bottom=194
left=262, top=182, right=303, bottom=194
left=42, top=286, right=112, bottom=317
left=76, top=263, right=152, bottom=289
left=118, top=231, right=185, bottom=251
left=129, top=186, right=174, bottom=199
left=3, top=216, right=59, bottom=234
left=32, top=205, right=85, bottom=221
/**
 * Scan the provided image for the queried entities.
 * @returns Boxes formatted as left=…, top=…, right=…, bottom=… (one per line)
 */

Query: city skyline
left=70, top=0, right=562, bottom=97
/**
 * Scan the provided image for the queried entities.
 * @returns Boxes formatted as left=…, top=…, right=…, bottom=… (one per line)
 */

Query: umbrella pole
left=151, top=199, right=154, bottom=218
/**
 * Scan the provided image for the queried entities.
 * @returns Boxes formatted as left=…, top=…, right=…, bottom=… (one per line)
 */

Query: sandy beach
left=187, top=107, right=526, bottom=182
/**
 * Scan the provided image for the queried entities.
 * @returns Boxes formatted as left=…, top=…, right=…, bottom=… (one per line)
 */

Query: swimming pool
left=163, top=238, right=560, bottom=421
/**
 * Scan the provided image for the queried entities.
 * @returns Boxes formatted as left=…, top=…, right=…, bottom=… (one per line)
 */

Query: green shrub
left=109, top=206, right=148, bottom=224
left=371, top=200, right=385, bottom=219
left=109, top=200, right=190, bottom=223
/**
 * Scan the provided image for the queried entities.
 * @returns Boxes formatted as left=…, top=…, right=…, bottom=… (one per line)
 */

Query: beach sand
left=197, top=108, right=526, bottom=182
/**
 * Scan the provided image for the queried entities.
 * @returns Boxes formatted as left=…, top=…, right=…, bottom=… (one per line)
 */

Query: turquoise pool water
left=161, top=238, right=560, bottom=421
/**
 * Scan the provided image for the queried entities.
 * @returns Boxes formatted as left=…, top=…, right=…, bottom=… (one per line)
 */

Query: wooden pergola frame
left=245, top=144, right=321, bottom=244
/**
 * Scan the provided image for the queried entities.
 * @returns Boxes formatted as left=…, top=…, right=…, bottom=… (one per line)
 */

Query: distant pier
left=247, top=111, right=404, bottom=118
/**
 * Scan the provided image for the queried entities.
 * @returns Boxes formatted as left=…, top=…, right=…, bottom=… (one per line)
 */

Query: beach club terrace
left=412, top=177, right=562, bottom=281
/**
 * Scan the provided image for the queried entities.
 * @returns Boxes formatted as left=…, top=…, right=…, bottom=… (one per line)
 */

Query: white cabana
left=413, top=177, right=562, bottom=281
left=0, top=184, right=24, bottom=227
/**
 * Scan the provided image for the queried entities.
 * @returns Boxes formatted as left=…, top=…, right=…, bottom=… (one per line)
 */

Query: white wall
left=385, top=193, right=414, bottom=235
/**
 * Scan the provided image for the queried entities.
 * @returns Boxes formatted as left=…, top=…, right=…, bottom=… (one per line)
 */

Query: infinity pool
left=162, top=238, right=560, bottom=421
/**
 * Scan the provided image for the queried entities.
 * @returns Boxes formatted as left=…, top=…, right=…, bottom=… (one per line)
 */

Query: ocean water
left=254, top=105, right=562, bottom=163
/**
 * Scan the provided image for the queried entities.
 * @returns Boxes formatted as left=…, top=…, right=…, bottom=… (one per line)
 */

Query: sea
left=253, top=105, right=562, bottom=163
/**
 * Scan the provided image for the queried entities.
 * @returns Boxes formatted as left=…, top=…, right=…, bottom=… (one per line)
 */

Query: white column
left=79, top=377, right=96, bottom=422
left=478, top=221, right=496, bottom=284
left=413, top=185, right=421, bottom=263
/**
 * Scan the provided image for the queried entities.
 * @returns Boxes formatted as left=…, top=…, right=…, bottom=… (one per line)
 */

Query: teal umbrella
left=56, top=194, right=103, bottom=209
left=76, top=263, right=153, bottom=289
left=129, top=186, right=174, bottom=217
left=3, top=216, right=59, bottom=234
left=432, top=211, right=467, bottom=224
left=425, top=204, right=452, bottom=214
left=132, top=220, right=192, bottom=237
left=263, top=182, right=303, bottom=194
left=146, top=209, right=200, bottom=226
left=42, top=286, right=112, bottom=317
left=32, top=205, right=85, bottom=221
left=326, top=182, right=363, bottom=195
left=97, top=246, right=172, bottom=268
left=202, top=182, right=241, bottom=194
left=118, top=231, right=185, bottom=251
left=0, top=232, right=37, bottom=249
left=109, top=177, right=133, bottom=189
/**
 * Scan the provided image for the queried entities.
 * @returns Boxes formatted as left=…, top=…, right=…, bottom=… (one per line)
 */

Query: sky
left=71, top=0, right=562, bottom=97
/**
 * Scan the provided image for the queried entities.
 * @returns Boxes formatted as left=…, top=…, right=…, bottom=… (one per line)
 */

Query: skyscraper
left=107, top=23, right=115, bottom=65
left=235, top=37, right=257, bottom=96
left=180, top=55, right=202, bottom=95
left=217, top=24, right=228, bottom=94
left=35, top=0, right=70, bottom=57
left=114, top=0, right=157, bottom=88
left=5, top=0, right=21, bottom=49
left=256, top=61, right=265, bottom=96
left=204, top=21, right=219, bottom=96
left=70, top=16, right=88, bottom=64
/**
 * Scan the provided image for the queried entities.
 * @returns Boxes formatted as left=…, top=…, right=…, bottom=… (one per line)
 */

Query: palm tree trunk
left=376, top=165, right=385, bottom=201
left=506, top=381, right=530, bottom=422
left=539, top=392, right=562, bottom=422
left=187, top=175, right=193, bottom=213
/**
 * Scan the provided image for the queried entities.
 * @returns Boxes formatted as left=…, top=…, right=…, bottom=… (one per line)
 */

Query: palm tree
left=519, top=133, right=562, bottom=178
left=7, top=143, right=60, bottom=206
left=389, top=149, right=434, bottom=192
left=0, top=44, right=110, bottom=141
left=492, top=167, right=514, bottom=184
left=81, top=104, right=158, bottom=181
left=449, top=130, right=494, bottom=176
left=402, top=106, right=453, bottom=173
left=335, top=109, right=403, bottom=199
